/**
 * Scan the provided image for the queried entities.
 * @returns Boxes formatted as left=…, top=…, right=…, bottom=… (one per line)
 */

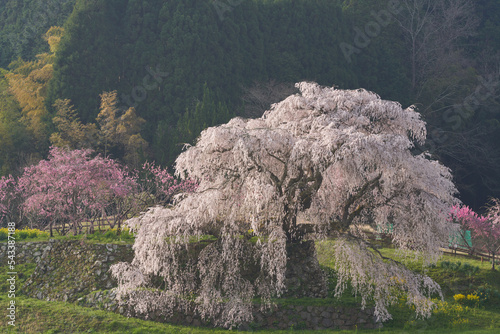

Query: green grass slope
left=0, top=239, right=499, bottom=333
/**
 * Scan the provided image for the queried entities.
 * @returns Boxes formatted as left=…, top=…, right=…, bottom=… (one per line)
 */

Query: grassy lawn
left=0, top=239, right=499, bottom=333
left=0, top=293, right=498, bottom=333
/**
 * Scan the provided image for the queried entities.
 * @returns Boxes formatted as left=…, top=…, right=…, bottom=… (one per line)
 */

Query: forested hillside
left=46, top=0, right=359, bottom=164
left=0, top=0, right=499, bottom=210
left=0, top=0, right=75, bottom=68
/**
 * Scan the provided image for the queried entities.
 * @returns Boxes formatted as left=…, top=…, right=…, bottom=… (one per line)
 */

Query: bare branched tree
left=241, top=80, right=298, bottom=118
left=393, top=0, right=478, bottom=95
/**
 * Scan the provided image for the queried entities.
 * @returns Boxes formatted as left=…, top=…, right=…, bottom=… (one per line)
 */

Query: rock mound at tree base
left=11, top=239, right=324, bottom=302
left=283, top=240, right=328, bottom=298
left=13, top=239, right=325, bottom=301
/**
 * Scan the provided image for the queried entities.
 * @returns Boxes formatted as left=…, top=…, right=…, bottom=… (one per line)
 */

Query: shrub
left=475, top=286, right=493, bottom=306
left=459, top=262, right=480, bottom=277
left=432, top=294, right=470, bottom=328
left=85, top=227, right=135, bottom=243
left=440, top=260, right=462, bottom=271
left=440, top=261, right=480, bottom=277
left=459, top=293, right=479, bottom=307
left=103, top=229, right=115, bottom=239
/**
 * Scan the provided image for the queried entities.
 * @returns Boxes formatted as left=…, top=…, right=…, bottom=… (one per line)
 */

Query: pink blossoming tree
left=451, top=201, right=500, bottom=270
left=111, top=82, right=458, bottom=326
left=137, top=161, right=198, bottom=208
left=18, top=147, right=137, bottom=236
left=448, top=204, right=484, bottom=254
left=0, top=175, right=22, bottom=225
left=483, top=199, right=500, bottom=270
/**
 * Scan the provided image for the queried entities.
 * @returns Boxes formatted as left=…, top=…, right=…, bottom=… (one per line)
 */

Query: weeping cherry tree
left=111, top=82, right=458, bottom=326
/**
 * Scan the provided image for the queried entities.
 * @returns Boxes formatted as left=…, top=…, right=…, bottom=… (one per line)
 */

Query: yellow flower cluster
left=454, top=293, right=479, bottom=307
left=432, top=299, right=468, bottom=316
left=451, top=317, right=470, bottom=329
left=425, top=298, right=471, bottom=329
left=0, top=227, right=49, bottom=240
left=467, top=294, right=480, bottom=303
left=453, top=294, right=465, bottom=302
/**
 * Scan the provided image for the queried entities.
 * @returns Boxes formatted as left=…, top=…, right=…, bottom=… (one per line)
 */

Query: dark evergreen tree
left=0, top=0, right=75, bottom=68
left=46, top=0, right=127, bottom=122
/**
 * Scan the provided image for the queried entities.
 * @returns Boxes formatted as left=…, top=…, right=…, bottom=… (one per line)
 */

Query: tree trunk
left=283, top=207, right=302, bottom=243
left=72, top=220, right=78, bottom=236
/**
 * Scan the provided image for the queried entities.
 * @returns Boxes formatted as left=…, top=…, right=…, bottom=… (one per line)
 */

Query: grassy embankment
left=0, top=232, right=499, bottom=333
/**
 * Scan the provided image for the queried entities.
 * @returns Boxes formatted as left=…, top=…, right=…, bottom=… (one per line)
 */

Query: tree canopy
left=18, top=147, right=137, bottom=236
left=111, top=82, right=458, bottom=326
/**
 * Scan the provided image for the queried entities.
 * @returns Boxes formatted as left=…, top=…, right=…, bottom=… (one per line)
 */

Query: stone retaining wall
left=1, top=240, right=134, bottom=302
left=78, top=289, right=382, bottom=330
left=0, top=240, right=54, bottom=266
left=0, top=239, right=382, bottom=330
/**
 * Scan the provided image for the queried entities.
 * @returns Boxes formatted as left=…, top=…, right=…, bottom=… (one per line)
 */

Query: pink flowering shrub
left=448, top=205, right=486, bottom=252
left=449, top=202, right=500, bottom=270
left=7, top=147, right=197, bottom=235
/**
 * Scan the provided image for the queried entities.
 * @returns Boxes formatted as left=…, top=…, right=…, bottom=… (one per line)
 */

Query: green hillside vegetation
left=46, top=0, right=358, bottom=166
left=0, top=0, right=76, bottom=68
left=0, top=0, right=499, bottom=209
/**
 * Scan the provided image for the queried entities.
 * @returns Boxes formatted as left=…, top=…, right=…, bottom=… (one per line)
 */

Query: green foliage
left=47, top=0, right=358, bottom=166
left=0, top=263, right=36, bottom=293
left=1, top=0, right=500, bottom=209
left=176, top=84, right=234, bottom=147
left=0, top=227, right=49, bottom=241
left=440, top=260, right=481, bottom=278
left=18, top=229, right=29, bottom=239
left=429, top=299, right=471, bottom=330
left=0, top=70, right=33, bottom=175
left=84, top=228, right=135, bottom=243
left=0, top=227, right=134, bottom=244
left=474, top=284, right=500, bottom=307
left=0, top=0, right=76, bottom=68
